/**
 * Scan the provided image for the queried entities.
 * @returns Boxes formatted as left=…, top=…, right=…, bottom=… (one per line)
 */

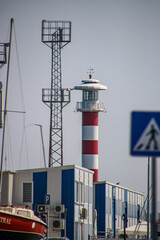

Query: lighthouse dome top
left=82, top=79, right=100, bottom=83
left=74, top=77, right=107, bottom=91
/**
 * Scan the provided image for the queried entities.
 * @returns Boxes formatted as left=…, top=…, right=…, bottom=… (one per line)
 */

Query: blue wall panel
left=95, top=183, right=105, bottom=236
left=62, top=169, right=74, bottom=240
left=33, top=171, right=47, bottom=212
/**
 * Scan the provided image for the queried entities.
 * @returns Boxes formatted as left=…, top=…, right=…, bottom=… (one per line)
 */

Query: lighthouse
left=74, top=74, right=107, bottom=182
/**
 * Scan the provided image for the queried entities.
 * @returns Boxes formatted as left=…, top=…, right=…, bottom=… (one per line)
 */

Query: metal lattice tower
left=0, top=43, right=7, bottom=69
left=41, top=20, right=71, bottom=167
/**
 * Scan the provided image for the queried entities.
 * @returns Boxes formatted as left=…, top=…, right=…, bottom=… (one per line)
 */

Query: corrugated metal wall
left=95, top=182, right=145, bottom=238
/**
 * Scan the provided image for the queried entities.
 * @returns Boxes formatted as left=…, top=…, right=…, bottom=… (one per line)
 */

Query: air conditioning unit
left=53, top=204, right=65, bottom=214
left=80, top=208, right=87, bottom=219
left=53, top=219, right=65, bottom=230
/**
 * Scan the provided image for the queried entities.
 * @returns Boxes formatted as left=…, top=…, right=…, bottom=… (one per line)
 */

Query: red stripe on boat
left=0, top=211, right=47, bottom=239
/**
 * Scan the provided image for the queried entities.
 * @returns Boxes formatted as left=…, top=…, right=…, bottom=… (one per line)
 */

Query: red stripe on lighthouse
left=91, top=169, right=98, bottom=182
left=82, top=140, right=98, bottom=154
left=82, top=112, right=98, bottom=126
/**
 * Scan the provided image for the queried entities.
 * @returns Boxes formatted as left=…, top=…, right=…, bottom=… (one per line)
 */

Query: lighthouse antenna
left=87, top=67, right=94, bottom=79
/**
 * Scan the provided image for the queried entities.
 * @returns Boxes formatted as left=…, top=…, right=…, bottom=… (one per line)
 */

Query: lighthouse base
left=91, top=169, right=98, bottom=182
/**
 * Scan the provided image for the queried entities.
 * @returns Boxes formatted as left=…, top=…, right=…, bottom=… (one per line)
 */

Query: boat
left=0, top=19, right=47, bottom=239
left=0, top=205, right=47, bottom=240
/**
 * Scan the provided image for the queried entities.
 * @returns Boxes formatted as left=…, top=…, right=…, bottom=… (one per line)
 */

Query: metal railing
left=76, top=101, right=106, bottom=112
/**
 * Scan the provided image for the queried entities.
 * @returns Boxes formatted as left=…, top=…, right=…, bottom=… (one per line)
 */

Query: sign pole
left=130, top=111, right=160, bottom=239
left=147, top=157, right=150, bottom=239
left=151, top=157, right=158, bottom=240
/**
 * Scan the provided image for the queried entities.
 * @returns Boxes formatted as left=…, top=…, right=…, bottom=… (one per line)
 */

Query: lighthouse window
left=83, top=91, right=98, bottom=101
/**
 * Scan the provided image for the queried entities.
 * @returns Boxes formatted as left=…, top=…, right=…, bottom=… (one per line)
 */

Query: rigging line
left=18, top=124, right=35, bottom=170
left=18, top=127, right=30, bottom=170
left=13, top=22, right=30, bottom=170
left=24, top=127, right=30, bottom=169
left=5, top=116, right=14, bottom=171
left=13, top=23, right=26, bottom=124
left=18, top=128, right=25, bottom=170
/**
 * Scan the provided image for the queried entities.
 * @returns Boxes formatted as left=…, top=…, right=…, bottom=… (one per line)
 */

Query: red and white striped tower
left=74, top=74, right=107, bottom=182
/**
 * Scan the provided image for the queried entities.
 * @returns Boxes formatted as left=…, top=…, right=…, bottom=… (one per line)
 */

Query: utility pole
left=41, top=21, right=71, bottom=167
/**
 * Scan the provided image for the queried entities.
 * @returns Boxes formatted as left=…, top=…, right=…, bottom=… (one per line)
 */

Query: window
left=23, top=182, right=32, bottom=203
left=116, top=199, right=122, bottom=216
left=75, top=182, right=79, bottom=202
left=122, top=201, right=127, bottom=215
left=85, top=185, right=88, bottom=203
left=17, top=209, right=31, bottom=218
left=75, top=181, right=84, bottom=203
left=106, top=198, right=112, bottom=214
left=80, top=183, right=83, bottom=203
left=83, top=91, right=98, bottom=101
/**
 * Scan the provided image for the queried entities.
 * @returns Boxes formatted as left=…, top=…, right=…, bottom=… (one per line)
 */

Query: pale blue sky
left=0, top=0, right=160, bottom=200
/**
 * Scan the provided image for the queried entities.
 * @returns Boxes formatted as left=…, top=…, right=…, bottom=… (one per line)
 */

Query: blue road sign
left=45, top=194, right=50, bottom=205
left=130, top=111, right=160, bottom=157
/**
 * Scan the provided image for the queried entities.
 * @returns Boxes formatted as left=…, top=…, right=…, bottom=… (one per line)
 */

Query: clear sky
left=0, top=0, right=160, bottom=200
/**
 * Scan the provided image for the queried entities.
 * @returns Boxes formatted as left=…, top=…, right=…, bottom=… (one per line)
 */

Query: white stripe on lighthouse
left=82, top=126, right=98, bottom=140
left=82, top=155, right=98, bottom=169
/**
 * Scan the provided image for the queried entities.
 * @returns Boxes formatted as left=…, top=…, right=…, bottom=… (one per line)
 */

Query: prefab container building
left=1, top=167, right=145, bottom=240
left=1, top=165, right=94, bottom=240
left=94, top=181, right=145, bottom=238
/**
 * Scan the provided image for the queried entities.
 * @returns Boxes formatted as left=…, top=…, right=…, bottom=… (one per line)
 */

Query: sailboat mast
left=0, top=18, right=14, bottom=194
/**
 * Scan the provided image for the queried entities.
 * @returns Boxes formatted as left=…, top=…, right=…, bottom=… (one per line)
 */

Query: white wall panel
left=75, top=168, right=79, bottom=181
left=109, top=185, right=112, bottom=198
left=106, top=184, right=108, bottom=197
left=79, top=170, right=83, bottom=183
left=88, top=173, right=93, bottom=186
left=89, top=204, right=93, bottom=224
left=47, top=168, right=61, bottom=205
left=13, top=170, right=33, bottom=205
left=75, top=204, right=79, bottom=221
left=85, top=172, right=88, bottom=185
